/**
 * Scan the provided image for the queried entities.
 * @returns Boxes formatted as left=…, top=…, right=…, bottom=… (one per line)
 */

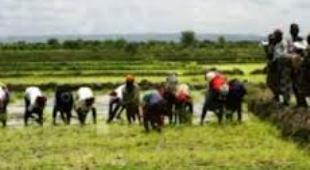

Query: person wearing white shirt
left=273, top=29, right=292, bottom=106
left=0, top=85, right=9, bottom=127
left=107, top=84, right=125, bottom=123
left=75, top=87, right=97, bottom=125
left=287, top=23, right=308, bottom=108
left=24, top=87, right=47, bottom=126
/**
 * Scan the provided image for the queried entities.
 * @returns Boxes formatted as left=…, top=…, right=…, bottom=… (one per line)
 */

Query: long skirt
left=276, top=58, right=293, bottom=97
left=266, top=61, right=279, bottom=94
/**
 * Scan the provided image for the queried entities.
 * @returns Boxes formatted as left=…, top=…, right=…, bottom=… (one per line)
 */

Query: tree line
left=0, top=31, right=258, bottom=52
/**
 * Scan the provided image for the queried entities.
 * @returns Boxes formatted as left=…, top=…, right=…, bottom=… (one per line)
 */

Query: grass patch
left=0, top=115, right=309, bottom=169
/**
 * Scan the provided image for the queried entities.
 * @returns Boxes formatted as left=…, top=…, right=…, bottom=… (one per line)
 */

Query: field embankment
left=248, top=86, right=310, bottom=142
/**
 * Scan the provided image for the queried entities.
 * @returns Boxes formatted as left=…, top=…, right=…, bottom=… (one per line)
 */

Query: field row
left=0, top=49, right=265, bottom=63
left=0, top=75, right=266, bottom=92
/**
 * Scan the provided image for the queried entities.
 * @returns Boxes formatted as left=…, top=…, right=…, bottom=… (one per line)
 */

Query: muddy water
left=6, top=94, right=245, bottom=128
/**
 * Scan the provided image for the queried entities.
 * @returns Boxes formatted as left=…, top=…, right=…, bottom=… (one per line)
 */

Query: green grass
left=206, top=63, right=264, bottom=74
left=0, top=74, right=265, bottom=87
left=0, top=115, right=309, bottom=169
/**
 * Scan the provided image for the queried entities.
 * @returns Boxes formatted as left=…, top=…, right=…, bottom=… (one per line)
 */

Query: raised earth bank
left=247, top=85, right=310, bottom=142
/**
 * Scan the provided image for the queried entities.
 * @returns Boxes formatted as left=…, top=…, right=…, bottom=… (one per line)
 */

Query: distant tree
left=181, top=31, right=196, bottom=47
left=16, top=41, right=27, bottom=50
left=198, top=39, right=214, bottom=48
left=114, top=39, right=127, bottom=49
left=62, top=40, right=83, bottom=49
left=47, top=38, right=60, bottom=48
left=125, top=42, right=139, bottom=55
left=218, top=36, right=226, bottom=48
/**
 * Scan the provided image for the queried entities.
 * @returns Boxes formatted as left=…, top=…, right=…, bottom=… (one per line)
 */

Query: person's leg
left=77, top=110, right=85, bottom=125
left=200, top=91, right=215, bottom=125
left=107, top=99, right=118, bottom=123
left=60, top=111, right=67, bottom=124
left=237, top=103, right=242, bottom=123
left=92, top=108, right=97, bottom=124
left=116, top=106, right=125, bottom=120
left=167, top=102, right=173, bottom=124
left=67, top=111, right=72, bottom=125
left=37, top=110, right=43, bottom=126
left=24, top=97, right=30, bottom=126
left=52, top=107, right=58, bottom=125
left=143, top=106, right=150, bottom=132
left=125, top=106, right=132, bottom=124
left=135, top=105, right=142, bottom=124
left=283, top=63, right=292, bottom=106
left=217, top=105, right=224, bottom=124
left=293, top=82, right=308, bottom=108
left=201, top=99, right=208, bottom=125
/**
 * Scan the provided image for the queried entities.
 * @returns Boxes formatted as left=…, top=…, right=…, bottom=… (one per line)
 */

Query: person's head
left=125, top=74, right=135, bottom=84
left=268, top=33, right=276, bottom=45
left=36, top=96, right=47, bottom=109
left=85, top=98, right=95, bottom=107
left=109, top=91, right=117, bottom=97
left=273, top=29, right=283, bottom=43
left=125, top=75, right=135, bottom=91
left=290, top=23, right=300, bottom=38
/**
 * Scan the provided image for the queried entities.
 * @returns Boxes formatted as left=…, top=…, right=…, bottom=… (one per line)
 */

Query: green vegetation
left=0, top=32, right=266, bottom=90
left=0, top=116, right=309, bottom=169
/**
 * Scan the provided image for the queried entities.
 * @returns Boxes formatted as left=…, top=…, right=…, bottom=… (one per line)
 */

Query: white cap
left=206, top=72, right=217, bottom=80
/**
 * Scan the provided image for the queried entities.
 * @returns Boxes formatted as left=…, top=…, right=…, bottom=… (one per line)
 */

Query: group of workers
left=0, top=69, right=247, bottom=132
left=107, top=72, right=246, bottom=132
left=263, top=23, right=310, bottom=108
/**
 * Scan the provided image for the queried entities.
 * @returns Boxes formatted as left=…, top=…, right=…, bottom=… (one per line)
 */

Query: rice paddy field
left=0, top=48, right=309, bottom=170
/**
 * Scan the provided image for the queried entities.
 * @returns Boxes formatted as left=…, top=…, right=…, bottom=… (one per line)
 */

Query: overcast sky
left=0, top=0, right=309, bottom=36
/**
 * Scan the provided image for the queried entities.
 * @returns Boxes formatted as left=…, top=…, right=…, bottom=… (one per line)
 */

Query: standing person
left=273, top=29, right=292, bottom=106
left=287, top=23, right=308, bottom=108
left=263, top=33, right=279, bottom=101
left=107, top=84, right=125, bottom=123
left=122, top=75, right=141, bottom=124
left=200, top=72, right=228, bottom=125
left=297, top=34, right=310, bottom=107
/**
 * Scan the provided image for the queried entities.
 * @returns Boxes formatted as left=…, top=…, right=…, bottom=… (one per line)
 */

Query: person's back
left=209, top=74, right=226, bottom=92
left=143, top=90, right=162, bottom=106
left=75, top=87, right=95, bottom=113
left=176, top=84, right=191, bottom=103
left=123, top=83, right=140, bottom=106
left=77, top=87, right=94, bottom=101
left=228, top=80, right=246, bottom=102
left=25, top=87, right=44, bottom=109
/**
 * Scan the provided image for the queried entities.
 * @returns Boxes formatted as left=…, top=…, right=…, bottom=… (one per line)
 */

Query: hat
left=126, top=75, right=135, bottom=82
left=206, top=72, right=217, bottom=80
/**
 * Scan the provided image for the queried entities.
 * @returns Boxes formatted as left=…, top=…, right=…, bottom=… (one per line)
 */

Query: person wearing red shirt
left=200, top=72, right=228, bottom=125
